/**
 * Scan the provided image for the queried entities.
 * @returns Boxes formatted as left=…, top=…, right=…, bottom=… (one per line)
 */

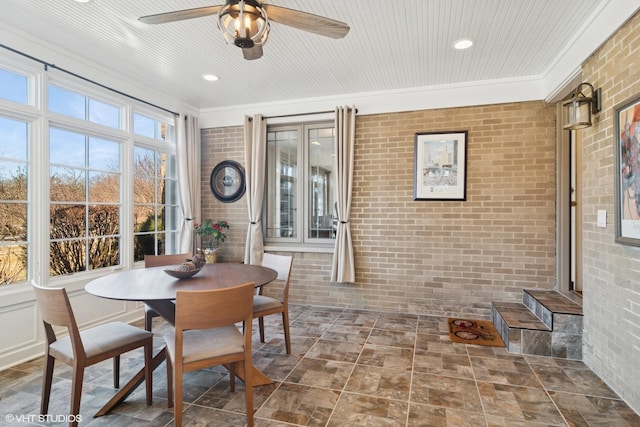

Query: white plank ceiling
left=0, top=0, right=633, bottom=111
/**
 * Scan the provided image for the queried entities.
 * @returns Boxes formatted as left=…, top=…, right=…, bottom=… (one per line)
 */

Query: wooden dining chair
left=31, top=281, right=153, bottom=426
left=253, top=253, right=293, bottom=354
left=165, top=282, right=255, bottom=427
left=143, top=253, right=189, bottom=331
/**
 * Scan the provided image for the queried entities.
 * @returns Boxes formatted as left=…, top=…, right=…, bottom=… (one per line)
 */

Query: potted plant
left=193, top=220, right=229, bottom=262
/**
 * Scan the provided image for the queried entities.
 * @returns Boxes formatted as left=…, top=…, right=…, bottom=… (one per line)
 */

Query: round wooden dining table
left=86, top=262, right=277, bottom=325
left=84, top=262, right=277, bottom=417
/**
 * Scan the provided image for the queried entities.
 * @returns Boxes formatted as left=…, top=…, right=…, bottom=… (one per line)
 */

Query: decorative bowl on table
left=164, top=261, right=203, bottom=279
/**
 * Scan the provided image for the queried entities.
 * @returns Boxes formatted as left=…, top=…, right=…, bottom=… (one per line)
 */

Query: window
left=0, top=116, right=29, bottom=285
left=0, top=60, right=181, bottom=286
left=132, top=145, right=179, bottom=261
left=48, top=84, right=121, bottom=129
left=49, top=127, right=121, bottom=276
left=265, top=121, right=336, bottom=246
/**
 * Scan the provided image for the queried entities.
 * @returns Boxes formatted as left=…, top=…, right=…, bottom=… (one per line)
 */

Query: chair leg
left=70, top=364, right=85, bottom=427
left=144, top=341, right=153, bottom=406
left=40, top=354, right=55, bottom=415
left=229, top=362, right=236, bottom=392
left=258, top=317, right=265, bottom=343
left=282, top=311, right=291, bottom=355
left=113, top=355, right=120, bottom=388
left=166, top=353, right=173, bottom=408
left=144, top=310, right=153, bottom=332
left=244, top=358, right=254, bottom=427
left=174, top=364, right=183, bottom=427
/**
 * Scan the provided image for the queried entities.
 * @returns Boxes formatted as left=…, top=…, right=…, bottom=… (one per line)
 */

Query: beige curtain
left=244, top=114, right=267, bottom=265
left=176, top=114, right=201, bottom=254
left=331, top=106, right=356, bottom=282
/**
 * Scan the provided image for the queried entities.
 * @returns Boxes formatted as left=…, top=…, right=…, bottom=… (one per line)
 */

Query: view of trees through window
left=0, top=64, right=178, bottom=286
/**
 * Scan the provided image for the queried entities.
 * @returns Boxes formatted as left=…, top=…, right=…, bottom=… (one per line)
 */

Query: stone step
left=523, top=289, right=582, bottom=330
left=491, top=291, right=583, bottom=360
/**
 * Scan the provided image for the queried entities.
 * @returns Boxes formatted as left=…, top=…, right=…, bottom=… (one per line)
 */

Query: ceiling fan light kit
left=217, top=0, right=269, bottom=49
left=139, top=0, right=349, bottom=61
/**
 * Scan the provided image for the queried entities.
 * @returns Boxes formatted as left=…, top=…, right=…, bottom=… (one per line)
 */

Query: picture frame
left=614, top=94, right=640, bottom=246
left=414, top=131, right=467, bottom=201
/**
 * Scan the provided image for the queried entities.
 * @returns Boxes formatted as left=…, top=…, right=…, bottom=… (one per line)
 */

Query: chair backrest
left=31, top=281, right=85, bottom=357
left=144, top=253, right=190, bottom=268
left=261, top=253, right=293, bottom=302
left=175, top=282, right=255, bottom=331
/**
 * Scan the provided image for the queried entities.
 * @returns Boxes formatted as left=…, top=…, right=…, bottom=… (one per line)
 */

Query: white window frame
left=264, top=120, right=336, bottom=251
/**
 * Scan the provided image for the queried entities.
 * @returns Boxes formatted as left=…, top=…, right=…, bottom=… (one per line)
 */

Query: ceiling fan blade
left=263, top=5, right=349, bottom=39
left=139, top=5, right=223, bottom=25
left=243, top=45, right=264, bottom=60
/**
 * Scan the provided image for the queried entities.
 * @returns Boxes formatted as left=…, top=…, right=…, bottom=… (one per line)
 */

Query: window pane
left=0, top=161, right=27, bottom=201
left=88, top=237, right=119, bottom=269
left=50, top=239, right=85, bottom=276
left=134, top=234, right=155, bottom=262
left=50, top=128, right=86, bottom=167
left=50, top=204, right=86, bottom=239
left=133, top=113, right=155, bottom=138
left=88, top=137, right=119, bottom=171
left=0, top=117, right=28, bottom=160
left=50, top=167, right=85, bottom=202
left=134, top=205, right=155, bottom=232
left=0, top=69, right=28, bottom=104
left=0, top=115, right=28, bottom=286
left=49, top=85, right=86, bottom=119
left=308, top=126, right=336, bottom=239
left=266, top=129, right=297, bottom=238
left=89, top=171, right=119, bottom=203
left=89, top=205, right=119, bottom=236
left=88, top=98, right=120, bottom=128
left=0, top=244, right=27, bottom=285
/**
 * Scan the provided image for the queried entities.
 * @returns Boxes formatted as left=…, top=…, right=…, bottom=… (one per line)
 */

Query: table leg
left=95, top=347, right=166, bottom=417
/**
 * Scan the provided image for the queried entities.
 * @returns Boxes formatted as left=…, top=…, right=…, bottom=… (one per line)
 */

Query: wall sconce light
left=563, top=82, right=602, bottom=130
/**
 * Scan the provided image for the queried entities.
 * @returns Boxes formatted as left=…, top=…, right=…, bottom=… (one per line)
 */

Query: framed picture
left=414, top=131, right=467, bottom=201
left=614, top=94, right=640, bottom=246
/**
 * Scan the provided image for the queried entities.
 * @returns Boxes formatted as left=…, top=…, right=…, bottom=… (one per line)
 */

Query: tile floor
left=1, top=305, right=639, bottom=426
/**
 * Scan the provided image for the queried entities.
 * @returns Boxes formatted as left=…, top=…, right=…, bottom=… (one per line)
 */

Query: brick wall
left=579, top=11, right=640, bottom=412
left=201, top=100, right=557, bottom=319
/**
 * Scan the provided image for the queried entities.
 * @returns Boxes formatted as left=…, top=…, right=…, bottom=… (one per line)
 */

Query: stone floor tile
left=470, top=357, right=544, bottom=388
left=305, top=339, right=364, bottom=363
left=255, top=382, right=339, bottom=426
left=357, top=343, right=414, bottom=371
left=529, top=364, right=619, bottom=398
left=411, top=372, right=483, bottom=412
left=345, top=364, right=412, bottom=400
left=408, top=402, right=487, bottom=427
left=413, top=350, right=473, bottom=379
left=286, top=358, right=353, bottom=390
left=327, top=392, right=408, bottom=426
left=477, top=381, right=565, bottom=425
left=547, top=390, right=640, bottom=426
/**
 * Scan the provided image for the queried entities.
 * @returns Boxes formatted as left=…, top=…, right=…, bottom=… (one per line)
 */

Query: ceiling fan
left=139, top=0, right=350, bottom=60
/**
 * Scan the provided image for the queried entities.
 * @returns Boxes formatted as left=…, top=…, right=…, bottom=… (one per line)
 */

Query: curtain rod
left=262, top=108, right=358, bottom=120
left=0, top=43, right=180, bottom=117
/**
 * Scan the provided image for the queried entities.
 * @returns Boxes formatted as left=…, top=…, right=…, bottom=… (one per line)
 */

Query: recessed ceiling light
left=74, top=0, right=91, bottom=3
left=454, top=39, right=473, bottom=50
left=202, top=74, right=219, bottom=82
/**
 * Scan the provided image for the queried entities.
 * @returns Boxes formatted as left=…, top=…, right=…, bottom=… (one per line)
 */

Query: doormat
left=447, top=318, right=505, bottom=347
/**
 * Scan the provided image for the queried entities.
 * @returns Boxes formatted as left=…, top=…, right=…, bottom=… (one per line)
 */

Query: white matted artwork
left=414, top=131, right=467, bottom=201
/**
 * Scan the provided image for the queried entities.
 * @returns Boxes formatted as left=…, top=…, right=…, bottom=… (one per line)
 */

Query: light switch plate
left=597, top=210, right=607, bottom=228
